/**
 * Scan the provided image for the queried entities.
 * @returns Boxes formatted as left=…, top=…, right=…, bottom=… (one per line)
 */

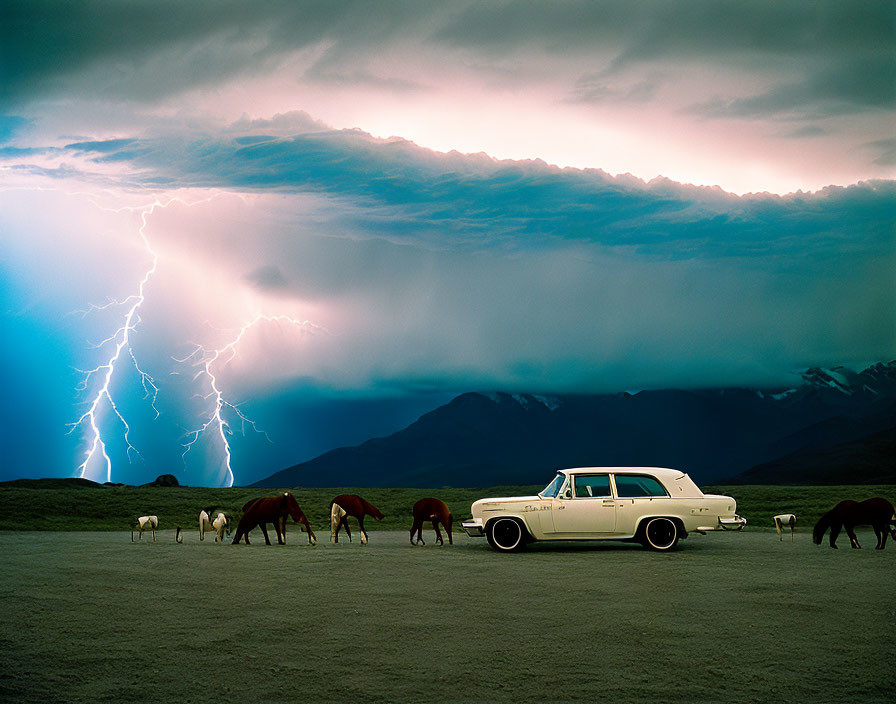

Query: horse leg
left=845, top=523, right=861, bottom=549
left=828, top=520, right=841, bottom=548
left=152, top=527, right=156, bottom=543
left=872, top=524, right=884, bottom=549
left=410, top=519, right=420, bottom=545
left=358, top=517, right=368, bottom=545
left=273, top=519, right=284, bottom=545
left=432, top=519, right=443, bottom=546
left=342, top=517, right=352, bottom=543
left=260, top=524, right=272, bottom=546
left=774, top=518, right=782, bottom=541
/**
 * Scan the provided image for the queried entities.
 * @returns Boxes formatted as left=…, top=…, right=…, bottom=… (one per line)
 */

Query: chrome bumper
left=698, top=515, right=747, bottom=531
left=462, top=519, right=485, bottom=537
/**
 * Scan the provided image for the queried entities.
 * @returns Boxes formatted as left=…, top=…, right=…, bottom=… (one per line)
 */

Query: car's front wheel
left=486, top=517, right=527, bottom=552
left=640, top=517, right=680, bottom=551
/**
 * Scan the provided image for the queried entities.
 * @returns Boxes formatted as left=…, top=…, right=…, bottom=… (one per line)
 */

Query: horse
left=330, top=502, right=348, bottom=543
left=773, top=513, right=796, bottom=542
left=212, top=512, right=229, bottom=541
left=329, top=494, right=384, bottom=544
left=176, top=526, right=183, bottom=543
left=410, top=497, right=453, bottom=546
left=199, top=510, right=213, bottom=541
left=199, top=509, right=229, bottom=542
left=232, top=493, right=317, bottom=546
left=131, top=515, right=158, bottom=542
left=813, top=498, right=896, bottom=549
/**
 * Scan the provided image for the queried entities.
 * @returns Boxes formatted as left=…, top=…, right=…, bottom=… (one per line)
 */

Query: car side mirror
left=562, top=488, right=572, bottom=499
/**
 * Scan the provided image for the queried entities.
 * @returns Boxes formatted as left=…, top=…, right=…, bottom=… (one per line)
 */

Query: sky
left=1, top=1, right=894, bottom=486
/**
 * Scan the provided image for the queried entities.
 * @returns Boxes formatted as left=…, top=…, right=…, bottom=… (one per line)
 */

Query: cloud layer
left=3, top=1, right=894, bottom=192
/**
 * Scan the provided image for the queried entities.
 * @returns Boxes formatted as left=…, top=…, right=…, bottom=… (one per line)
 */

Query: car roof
left=559, top=467, right=687, bottom=480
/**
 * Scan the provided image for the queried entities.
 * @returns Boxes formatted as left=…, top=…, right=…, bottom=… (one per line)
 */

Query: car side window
left=573, top=474, right=612, bottom=498
left=614, top=475, right=670, bottom=498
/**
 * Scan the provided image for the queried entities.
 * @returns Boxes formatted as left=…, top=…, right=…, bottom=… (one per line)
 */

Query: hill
left=0, top=477, right=103, bottom=489
left=730, top=425, right=896, bottom=484
left=253, top=362, right=896, bottom=487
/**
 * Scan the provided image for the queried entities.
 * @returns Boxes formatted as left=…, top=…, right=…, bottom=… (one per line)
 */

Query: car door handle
left=602, top=500, right=615, bottom=506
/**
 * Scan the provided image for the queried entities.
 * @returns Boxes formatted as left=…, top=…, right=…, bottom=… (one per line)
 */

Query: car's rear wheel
left=640, top=517, right=680, bottom=551
left=486, top=517, right=526, bottom=552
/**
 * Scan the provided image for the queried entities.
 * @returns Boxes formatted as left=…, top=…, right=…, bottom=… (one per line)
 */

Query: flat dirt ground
left=1, top=528, right=892, bottom=703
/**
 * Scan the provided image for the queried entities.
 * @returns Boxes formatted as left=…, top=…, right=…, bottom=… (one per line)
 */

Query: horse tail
left=813, top=508, right=837, bottom=545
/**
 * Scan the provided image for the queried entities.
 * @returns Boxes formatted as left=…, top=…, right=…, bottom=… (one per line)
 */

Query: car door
left=612, top=473, right=672, bottom=535
left=548, top=473, right=617, bottom=535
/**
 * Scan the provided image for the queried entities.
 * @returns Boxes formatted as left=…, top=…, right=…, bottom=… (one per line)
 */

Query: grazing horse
left=329, top=494, right=384, bottom=544
left=330, top=502, right=348, bottom=543
left=199, top=510, right=229, bottom=542
left=199, top=510, right=213, bottom=540
left=131, top=515, right=158, bottom=542
left=410, top=497, right=453, bottom=546
left=232, top=493, right=317, bottom=546
left=773, top=513, right=796, bottom=542
left=212, top=512, right=229, bottom=541
left=813, top=498, right=896, bottom=549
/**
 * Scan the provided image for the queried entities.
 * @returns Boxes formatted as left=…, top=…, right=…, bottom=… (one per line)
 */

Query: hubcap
left=646, top=519, right=676, bottom=548
left=492, top=519, right=521, bottom=549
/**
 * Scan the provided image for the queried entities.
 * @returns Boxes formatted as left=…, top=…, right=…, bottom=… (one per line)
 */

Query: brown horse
left=410, top=497, right=453, bottom=546
left=232, top=493, right=317, bottom=545
left=329, top=494, right=384, bottom=544
left=813, top=497, right=896, bottom=549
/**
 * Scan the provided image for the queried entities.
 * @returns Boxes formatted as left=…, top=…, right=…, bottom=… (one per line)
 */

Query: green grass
left=1, top=484, right=893, bottom=534
left=1, top=529, right=893, bottom=703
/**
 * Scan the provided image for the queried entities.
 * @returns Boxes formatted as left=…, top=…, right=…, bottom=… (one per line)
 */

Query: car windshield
left=540, top=473, right=565, bottom=498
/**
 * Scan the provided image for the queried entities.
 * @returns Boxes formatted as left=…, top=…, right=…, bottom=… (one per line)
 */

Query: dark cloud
left=61, top=128, right=896, bottom=263
left=0, top=0, right=436, bottom=108
left=3, top=0, right=893, bottom=125
left=690, top=55, right=896, bottom=120
left=865, top=139, right=896, bottom=167
left=245, top=264, right=288, bottom=290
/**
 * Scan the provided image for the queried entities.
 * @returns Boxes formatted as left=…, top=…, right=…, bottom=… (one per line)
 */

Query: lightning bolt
left=66, top=192, right=220, bottom=483
left=67, top=202, right=162, bottom=483
left=180, top=315, right=325, bottom=487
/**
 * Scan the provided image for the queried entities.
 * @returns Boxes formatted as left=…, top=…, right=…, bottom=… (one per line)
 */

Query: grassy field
left=1, top=527, right=893, bottom=703
left=1, top=483, right=895, bottom=534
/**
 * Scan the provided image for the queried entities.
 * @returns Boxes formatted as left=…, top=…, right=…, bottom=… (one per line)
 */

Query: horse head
left=364, top=499, right=385, bottom=520
left=282, top=493, right=317, bottom=545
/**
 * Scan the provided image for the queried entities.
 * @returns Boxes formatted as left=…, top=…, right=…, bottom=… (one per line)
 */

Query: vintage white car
left=462, top=467, right=746, bottom=552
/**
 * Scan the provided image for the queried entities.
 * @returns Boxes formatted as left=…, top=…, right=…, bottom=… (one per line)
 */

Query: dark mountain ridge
left=253, top=362, right=896, bottom=488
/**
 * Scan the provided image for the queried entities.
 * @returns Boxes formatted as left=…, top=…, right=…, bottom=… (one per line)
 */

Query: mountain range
left=252, top=362, right=896, bottom=488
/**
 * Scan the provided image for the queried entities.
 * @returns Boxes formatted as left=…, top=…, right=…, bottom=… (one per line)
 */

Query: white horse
left=131, top=515, right=158, bottom=542
left=199, top=510, right=229, bottom=542
left=330, top=502, right=349, bottom=543
left=212, top=512, right=229, bottom=541
left=773, top=513, right=796, bottom=542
